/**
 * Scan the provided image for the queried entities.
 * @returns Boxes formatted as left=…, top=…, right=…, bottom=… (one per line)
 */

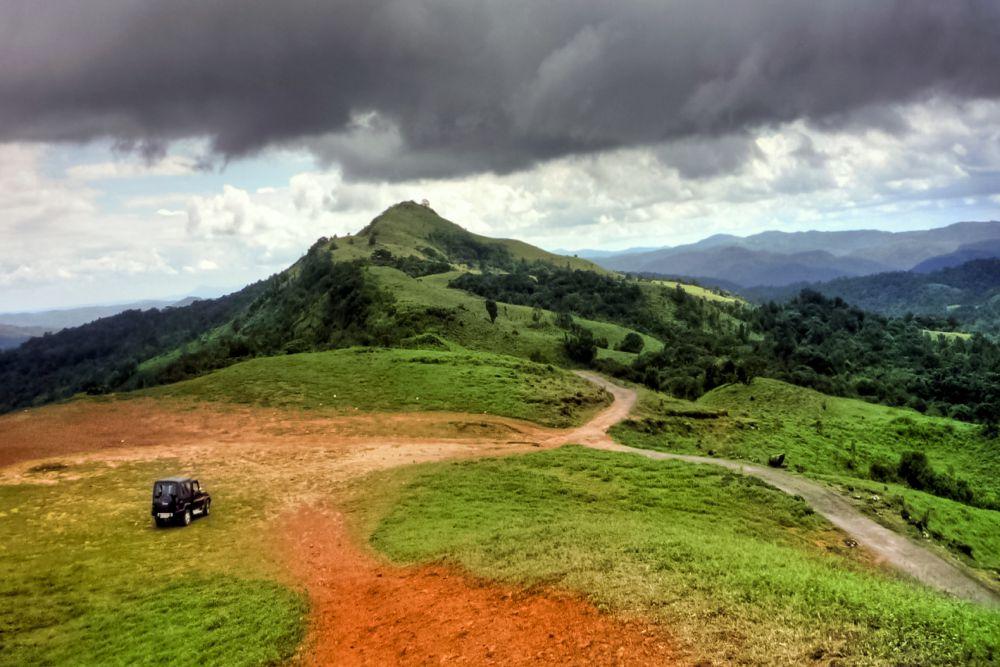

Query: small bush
left=564, top=327, right=597, bottom=364
left=617, top=332, right=645, bottom=353
left=896, top=451, right=977, bottom=507
left=869, top=461, right=896, bottom=482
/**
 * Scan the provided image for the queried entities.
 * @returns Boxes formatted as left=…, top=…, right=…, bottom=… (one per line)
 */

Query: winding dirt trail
left=4, top=369, right=996, bottom=666
left=0, top=392, right=680, bottom=665
left=574, top=371, right=1000, bottom=606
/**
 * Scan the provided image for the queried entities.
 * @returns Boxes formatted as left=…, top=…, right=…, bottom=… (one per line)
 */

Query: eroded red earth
left=2, top=393, right=678, bottom=664
left=282, top=507, right=676, bottom=666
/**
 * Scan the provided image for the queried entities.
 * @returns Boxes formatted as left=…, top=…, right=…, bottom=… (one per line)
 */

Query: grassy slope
left=139, top=203, right=728, bottom=378
left=331, top=201, right=603, bottom=273
left=647, top=278, right=742, bottom=304
left=611, top=378, right=1000, bottom=574
left=0, top=461, right=304, bottom=666
left=364, top=446, right=1000, bottom=665
left=325, top=202, right=736, bottom=362
left=142, top=347, right=610, bottom=428
left=374, top=267, right=664, bottom=364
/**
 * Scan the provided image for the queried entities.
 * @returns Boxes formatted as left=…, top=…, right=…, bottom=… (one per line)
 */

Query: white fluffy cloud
left=197, top=98, right=1000, bottom=253
left=1, top=98, right=999, bottom=311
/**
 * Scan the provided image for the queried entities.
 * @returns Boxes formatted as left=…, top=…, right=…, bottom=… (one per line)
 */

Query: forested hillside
left=2, top=203, right=999, bottom=433
left=0, top=285, right=266, bottom=411
left=744, top=259, right=1000, bottom=335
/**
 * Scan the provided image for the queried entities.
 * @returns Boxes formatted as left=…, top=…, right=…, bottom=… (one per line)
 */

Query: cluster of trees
left=451, top=263, right=672, bottom=335
left=427, top=229, right=515, bottom=270
left=142, top=248, right=404, bottom=385
left=0, top=245, right=408, bottom=411
left=749, top=291, right=1000, bottom=427
left=745, top=258, right=1000, bottom=336
left=369, top=248, right=452, bottom=277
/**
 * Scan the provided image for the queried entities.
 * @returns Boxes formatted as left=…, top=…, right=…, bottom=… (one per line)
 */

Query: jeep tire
left=181, top=509, right=192, bottom=526
left=154, top=517, right=168, bottom=528
left=204, top=500, right=211, bottom=516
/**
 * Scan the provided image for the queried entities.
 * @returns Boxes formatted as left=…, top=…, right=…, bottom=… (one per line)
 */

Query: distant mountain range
left=0, top=324, right=51, bottom=351
left=553, top=246, right=662, bottom=259
left=744, top=258, right=1000, bottom=336
left=911, top=239, right=1000, bottom=273
left=593, top=220, right=1000, bottom=287
left=0, top=297, right=201, bottom=350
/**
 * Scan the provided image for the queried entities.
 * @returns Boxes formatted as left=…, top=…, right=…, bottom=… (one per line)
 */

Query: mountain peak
left=359, top=201, right=465, bottom=241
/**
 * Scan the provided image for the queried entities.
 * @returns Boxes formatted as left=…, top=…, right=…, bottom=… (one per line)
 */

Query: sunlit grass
left=143, top=346, right=610, bottom=428
left=366, top=446, right=1000, bottom=665
left=0, top=461, right=305, bottom=666
left=611, top=378, right=1000, bottom=575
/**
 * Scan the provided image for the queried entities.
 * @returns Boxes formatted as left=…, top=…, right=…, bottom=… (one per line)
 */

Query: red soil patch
left=281, top=506, right=676, bottom=666
left=0, top=398, right=556, bottom=470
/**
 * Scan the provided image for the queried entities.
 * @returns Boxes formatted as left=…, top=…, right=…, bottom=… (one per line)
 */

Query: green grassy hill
left=143, top=347, right=610, bottom=428
left=2, top=201, right=740, bottom=414
left=612, top=378, right=1000, bottom=573
left=362, top=446, right=1000, bottom=665
left=330, top=201, right=603, bottom=272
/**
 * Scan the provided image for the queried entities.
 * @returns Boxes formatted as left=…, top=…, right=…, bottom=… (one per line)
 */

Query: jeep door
left=191, top=480, right=208, bottom=509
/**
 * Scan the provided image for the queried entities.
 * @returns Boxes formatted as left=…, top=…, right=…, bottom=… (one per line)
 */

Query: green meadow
left=611, top=378, right=1000, bottom=576
left=0, top=461, right=305, bottom=666
left=364, top=446, right=1000, bottom=665
left=142, top=346, right=610, bottom=428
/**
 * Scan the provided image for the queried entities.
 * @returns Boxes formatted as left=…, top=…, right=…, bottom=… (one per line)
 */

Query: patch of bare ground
left=280, top=506, right=677, bottom=666
left=0, top=397, right=559, bottom=474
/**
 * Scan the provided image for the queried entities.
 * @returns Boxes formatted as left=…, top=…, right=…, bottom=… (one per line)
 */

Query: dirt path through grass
left=574, top=371, right=1000, bottom=606
left=1, top=392, right=677, bottom=664
left=5, top=370, right=995, bottom=666
left=281, top=506, right=676, bottom=665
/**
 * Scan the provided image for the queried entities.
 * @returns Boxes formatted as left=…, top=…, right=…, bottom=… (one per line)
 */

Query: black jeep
left=151, top=477, right=211, bottom=527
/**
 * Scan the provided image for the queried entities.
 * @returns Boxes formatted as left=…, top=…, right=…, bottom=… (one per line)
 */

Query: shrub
left=554, top=311, right=574, bottom=329
left=896, top=451, right=977, bottom=507
left=898, top=451, right=936, bottom=491
left=869, top=461, right=896, bottom=482
left=617, top=332, right=645, bottom=353
left=564, top=327, right=597, bottom=364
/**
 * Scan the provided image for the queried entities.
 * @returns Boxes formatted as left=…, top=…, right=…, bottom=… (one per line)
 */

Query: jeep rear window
left=154, top=482, right=177, bottom=497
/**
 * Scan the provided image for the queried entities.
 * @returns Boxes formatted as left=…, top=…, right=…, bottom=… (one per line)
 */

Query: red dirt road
left=281, top=507, right=676, bottom=666
left=2, top=392, right=678, bottom=664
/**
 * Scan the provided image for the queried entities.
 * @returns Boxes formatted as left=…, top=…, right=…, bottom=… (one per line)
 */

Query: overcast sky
left=2, top=1, right=1000, bottom=311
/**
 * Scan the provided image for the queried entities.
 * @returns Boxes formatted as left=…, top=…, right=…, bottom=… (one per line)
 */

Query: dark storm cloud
left=2, top=0, right=999, bottom=179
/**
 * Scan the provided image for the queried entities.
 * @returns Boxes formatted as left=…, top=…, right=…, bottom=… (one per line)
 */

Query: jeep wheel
left=203, top=500, right=211, bottom=516
left=181, top=509, right=192, bottom=527
left=154, top=517, right=167, bottom=528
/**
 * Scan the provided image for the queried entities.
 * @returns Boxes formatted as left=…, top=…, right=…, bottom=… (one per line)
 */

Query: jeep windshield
left=153, top=482, right=178, bottom=498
